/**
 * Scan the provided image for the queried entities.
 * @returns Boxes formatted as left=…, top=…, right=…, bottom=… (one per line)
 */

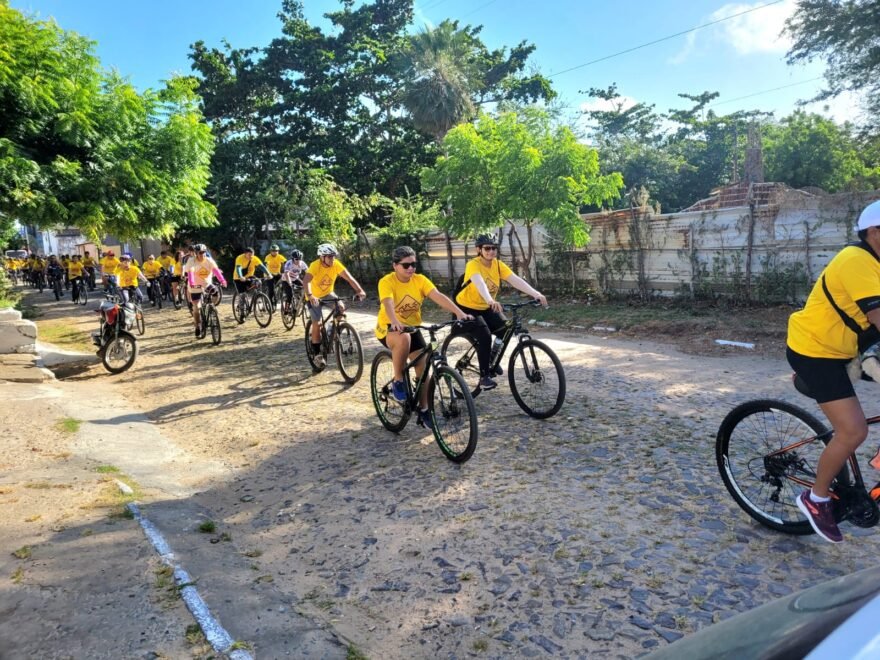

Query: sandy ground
left=5, top=285, right=880, bottom=659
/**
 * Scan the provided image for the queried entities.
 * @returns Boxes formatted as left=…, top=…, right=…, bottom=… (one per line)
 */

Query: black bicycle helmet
left=291, top=249, right=303, bottom=261
left=475, top=233, right=498, bottom=247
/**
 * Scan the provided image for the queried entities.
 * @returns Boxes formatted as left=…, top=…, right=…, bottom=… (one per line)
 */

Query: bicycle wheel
left=101, top=331, right=138, bottom=374
left=508, top=339, right=566, bottom=419
left=38, top=275, right=44, bottom=293
left=334, top=321, right=364, bottom=384
left=716, top=399, right=850, bottom=534
left=253, top=292, right=272, bottom=327
left=135, top=306, right=145, bottom=336
left=53, top=279, right=61, bottom=301
left=304, top=320, right=327, bottom=372
left=172, top=284, right=182, bottom=310
left=155, top=283, right=163, bottom=309
left=281, top=297, right=296, bottom=331
left=232, top=292, right=246, bottom=324
left=78, top=283, right=88, bottom=306
left=207, top=305, right=221, bottom=345
left=428, top=364, right=479, bottom=463
left=370, top=350, right=410, bottom=432
left=441, top=332, right=481, bottom=396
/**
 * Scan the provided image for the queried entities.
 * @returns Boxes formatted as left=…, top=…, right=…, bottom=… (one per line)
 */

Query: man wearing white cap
left=787, top=199, right=880, bottom=543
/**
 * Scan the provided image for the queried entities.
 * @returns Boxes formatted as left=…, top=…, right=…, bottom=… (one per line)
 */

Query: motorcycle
left=92, top=297, right=138, bottom=373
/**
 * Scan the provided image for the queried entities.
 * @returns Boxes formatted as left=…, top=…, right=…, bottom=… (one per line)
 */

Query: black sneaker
left=490, top=365, right=504, bottom=377
left=194, top=326, right=201, bottom=338
left=479, top=375, right=498, bottom=391
left=796, top=490, right=843, bottom=543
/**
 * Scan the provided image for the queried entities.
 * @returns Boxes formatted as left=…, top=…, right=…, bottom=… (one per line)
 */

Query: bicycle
left=716, top=393, right=880, bottom=536
left=370, top=321, right=479, bottom=463
left=71, top=278, right=88, bottom=306
left=441, top=300, right=566, bottom=419
left=304, top=297, right=364, bottom=383
left=231, top=278, right=272, bottom=327
left=147, top=278, right=163, bottom=309
left=119, top=288, right=146, bottom=336
left=48, top=272, right=64, bottom=301
left=195, top=283, right=222, bottom=345
left=280, top=280, right=305, bottom=331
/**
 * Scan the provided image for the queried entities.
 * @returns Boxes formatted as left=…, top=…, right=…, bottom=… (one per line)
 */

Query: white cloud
left=578, top=95, right=639, bottom=115
left=669, top=0, right=796, bottom=63
left=412, top=2, right=436, bottom=31
left=801, top=90, right=865, bottom=125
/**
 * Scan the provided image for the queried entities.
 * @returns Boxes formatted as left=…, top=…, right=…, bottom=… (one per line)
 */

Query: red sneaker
left=797, top=491, right=843, bottom=543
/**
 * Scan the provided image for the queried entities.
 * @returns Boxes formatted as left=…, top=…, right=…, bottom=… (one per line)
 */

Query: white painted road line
left=126, top=502, right=254, bottom=660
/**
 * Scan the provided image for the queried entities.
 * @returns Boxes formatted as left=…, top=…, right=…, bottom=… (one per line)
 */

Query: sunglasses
left=396, top=261, right=417, bottom=269
left=481, top=245, right=498, bottom=251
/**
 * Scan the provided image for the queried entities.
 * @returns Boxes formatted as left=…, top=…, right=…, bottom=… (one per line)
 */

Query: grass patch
left=37, top=319, right=92, bottom=352
left=242, top=548, right=262, bottom=558
left=12, top=546, right=31, bottom=560
left=25, top=481, right=72, bottom=489
left=24, top=514, right=41, bottom=523
left=198, top=520, right=216, bottom=533
left=229, top=641, right=252, bottom=651
left=473, top=639, right=489, bottom=652
left=11, top=567, right=24, bottom=584
left=56, top=418, right=82, bottom=434
left=346, top=644, right=369, bottom=660
left=185, top=623, right=206, bottom=646
left=81, top=475, right=140, bottom=510
left=94, top=464, right=120, bottom=474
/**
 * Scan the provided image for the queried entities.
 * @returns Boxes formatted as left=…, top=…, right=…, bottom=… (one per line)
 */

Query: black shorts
left=786, top=346, right=855, bottom=404
left=189, top=292, right=202, bottom=302
left=458, top=304, right=506, bottom=335
left=379, top=329, right=427, bottom=353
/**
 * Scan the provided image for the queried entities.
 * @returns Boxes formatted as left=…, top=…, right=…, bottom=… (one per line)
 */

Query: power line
left=461, top=0, right=500, bottom=19
left=548, top=0, right=784, bottom=79
left=418, top=0, right=455, bottom=13
left=708, top=76, right=824, bottom=107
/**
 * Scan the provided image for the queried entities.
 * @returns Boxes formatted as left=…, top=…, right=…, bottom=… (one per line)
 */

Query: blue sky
left=13, top=0, right=856, bottom=130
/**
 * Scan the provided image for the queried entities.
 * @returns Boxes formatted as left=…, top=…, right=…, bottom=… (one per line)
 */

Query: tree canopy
left=0, top=2, right=216, bottom=241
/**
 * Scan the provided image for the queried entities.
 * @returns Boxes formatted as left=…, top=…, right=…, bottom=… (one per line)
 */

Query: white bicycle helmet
left=316, top=243, right=338, bottom=257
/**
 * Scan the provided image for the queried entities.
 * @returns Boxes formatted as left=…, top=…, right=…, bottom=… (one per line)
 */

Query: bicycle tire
left=155, top=283, right=163, bottom=309
left=304, top=320, right=327, bottom=372
left=38, top=275, right=44, bottom=293
left=253, top=292, right=273, bottom=327
left=207, top=304, right=221, bottom=345
left=508, top=339, right=566, bottom=419
left=440, top=332, right=482, bottom=396
left=428, top=364, right=479, bottom=463
left=101, top=331, right=138, bottom=374
left=370, top=349, right=410, bottom=432
left=77, top=283, right=88, bottom=306
left=232, top=292, right=246, bottom=324
left=281, top=297, right=296, bottom=331
left=334, top=321, right=364, bottom=384
left=716, top=399, right=849, bottom=534
left=135, top=307, right=145, bottom=336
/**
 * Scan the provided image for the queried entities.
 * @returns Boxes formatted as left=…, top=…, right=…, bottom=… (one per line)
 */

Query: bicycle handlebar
left=502, top=299, right=542, bottom=312
left=397, top=319, right=464, bottom=334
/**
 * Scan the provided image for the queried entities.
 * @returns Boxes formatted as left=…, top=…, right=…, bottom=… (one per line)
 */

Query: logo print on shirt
left=396, top=295, right=421, bottom=317
left=198, top=266, right=209, bottom=278
left=320, top=275, right=332, bottom=288
left=487, top=279, right=499, bottom=295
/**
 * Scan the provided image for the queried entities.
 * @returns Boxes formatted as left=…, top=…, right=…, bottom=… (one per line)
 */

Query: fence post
left=745, top=182, right=756, bottom=302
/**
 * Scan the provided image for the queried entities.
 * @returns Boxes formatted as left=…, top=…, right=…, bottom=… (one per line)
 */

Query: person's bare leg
left=814, top=397, right=867, bottom=496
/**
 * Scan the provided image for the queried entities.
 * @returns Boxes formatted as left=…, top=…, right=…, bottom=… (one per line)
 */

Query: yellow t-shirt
left=264, top=253, right=286, bottom=275
left=455, top=257, right=513, bottom=310
left=375, top=273, right=436, bottom=340
left=82, top=256, right=96, bottom=267
left=67, top=262, right=83, bottom=278
left=158, top=255, right=175, bottom=272
left=234, top=254, right=264, bottom=281
left=117, top=265, right=142, bottom=288
left=788, top=244, right=880, bottom=359
left=61, top=257, right=69, bottom=268
left=306, top=259, right=346, bottom=298
left=143, top=261, right=163, bottom=278
left=100, top=256, right=121, bottom=276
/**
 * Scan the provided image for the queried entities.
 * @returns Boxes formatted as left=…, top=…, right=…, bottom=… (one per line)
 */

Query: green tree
left=785, top=0, right=880, bottom=132
left=0, top=4, right=216, bottom=240
left=422, top=109, right=623, bottom=277
left=763, top=110, right=874, bottom=191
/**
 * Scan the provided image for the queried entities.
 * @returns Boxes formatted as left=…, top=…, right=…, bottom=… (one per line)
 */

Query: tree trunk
left=507, top=221, right=529, bottom=277
left=444, top=230, right=455, bottom=284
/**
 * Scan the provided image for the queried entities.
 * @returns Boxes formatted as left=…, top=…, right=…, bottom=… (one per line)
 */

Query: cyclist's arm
left=382, top=298, right=405, bottom=333
left=427, top=288, right=471, bottom=321
left=468, top=273, right=502, bottom=313
left=504, top=273, right=547, bottom=307
left=339, top=269, right=366, bottom=299
left=303, top=272, right=316, bottom=302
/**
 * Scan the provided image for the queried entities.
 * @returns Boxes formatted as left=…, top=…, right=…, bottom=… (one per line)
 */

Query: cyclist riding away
left=453, top=233, right=548, bottom=384
left=376, top=246, right=477, bottom=429
left=264, top=244, right=286, bottom=308
left=117, top=255, right=148, bottom=303
left=184, top=244, right=226, bottom=338
left=303, top=243, right=366, bottom=367
left=788, top=200, right=880, bottom=543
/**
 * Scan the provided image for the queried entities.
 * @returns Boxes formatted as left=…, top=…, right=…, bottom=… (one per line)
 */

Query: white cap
left=857, top=200, right=880, bottom=231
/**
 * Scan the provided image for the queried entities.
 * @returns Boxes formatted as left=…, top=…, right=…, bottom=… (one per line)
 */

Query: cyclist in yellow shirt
left=787, top=200, right=880, bottom=543
left=233, top=247, right=269, bottom=294
left=376, top=246, right=476, bottom=427
left=142, top=255, right=164, bottom=305
left=263, top=244, right=286, bottom=308
left=303, top=243, right=366, bottom=367
left=67, top=255, right=85, bottom=303
left=117, top=255, right=148, bottom=304
left=100, top=250, right=121, bottom=292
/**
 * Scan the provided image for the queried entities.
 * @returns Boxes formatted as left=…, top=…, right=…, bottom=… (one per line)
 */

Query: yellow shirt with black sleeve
left=306, top=259, right=346, bottom=298
left=67, top=261, right=83, bottom=278
left=788, top=244, right=880, bottom=359
left=455, top=257, right=513, bottom=310
left=100, top=256, right=120, bottom=276
left=375, top=272, right=436, bottom=341
left=264, top=253, right=286, bottom=275
left=117, top=265, right=143, bottom=288
left=234, top=254, right=264, bottom=281
left=143, top=261, right=163, bottom=279
left=82, top=256, right=96, bottom=267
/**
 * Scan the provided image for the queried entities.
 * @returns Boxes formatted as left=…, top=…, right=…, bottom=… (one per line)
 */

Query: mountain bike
left=120, top=288, right=146, bottom=336
left=441, top=300, right=566, bottom=419
left=147, top=278, right=163, bottom=309
left=48, top=272, right=64, bottom=301
left=370, top=320, right=479, bottom=463
left=304, top=297, right=364, bottom=383
left=71, top=278, right=88, bottom=306
left=717, top=394, right=880, bottom=536
left=195, top=283, right=222, bottom=345
left=232, top=278, right=272, bottom=327
left=280, top=280, right=305, bottom=331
